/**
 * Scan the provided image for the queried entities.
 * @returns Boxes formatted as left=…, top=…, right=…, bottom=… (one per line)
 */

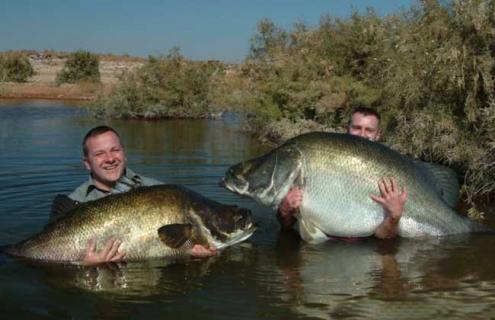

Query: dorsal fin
left=414, top=160, right=460, bottom=208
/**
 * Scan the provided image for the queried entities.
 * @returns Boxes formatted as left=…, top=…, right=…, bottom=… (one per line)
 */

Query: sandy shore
left=0, top=56, right=143, bottom=100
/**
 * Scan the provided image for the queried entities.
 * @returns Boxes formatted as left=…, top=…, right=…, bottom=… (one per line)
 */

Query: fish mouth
left=213, top=222, right=257, bottom=250
left=219, top=177, right=249, bottom=195
left=234, top=210, right=256, bottom=231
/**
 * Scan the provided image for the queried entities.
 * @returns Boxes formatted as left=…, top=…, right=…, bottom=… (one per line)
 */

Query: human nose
left=102, top=152, right=116, bottom=163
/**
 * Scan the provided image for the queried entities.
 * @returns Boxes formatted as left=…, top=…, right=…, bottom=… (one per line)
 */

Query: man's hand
left=82, top=238, right=125, bottom=266
left=371, top=177, right=408, bottom=239
left=277, top=187, right=303, bottom=230
left=191, top=244, right=217, bottom=257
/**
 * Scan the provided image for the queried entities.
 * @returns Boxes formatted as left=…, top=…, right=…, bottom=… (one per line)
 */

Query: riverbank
left=0, top=55, right=144, bottom=100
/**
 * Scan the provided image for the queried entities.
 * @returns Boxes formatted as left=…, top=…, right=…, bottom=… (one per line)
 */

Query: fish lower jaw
left=223, top=181, right=250, bottom=196
left=211, top=228, right=255, bottom=250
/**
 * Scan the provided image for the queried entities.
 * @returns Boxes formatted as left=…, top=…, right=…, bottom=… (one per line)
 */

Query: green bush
left=0, top=52, right=34, bottom=82
left=89, top=48, right=215, bottom=118
left=239, top=0, right=495, bottom=202
left=56, top=50, right=100, bottom=84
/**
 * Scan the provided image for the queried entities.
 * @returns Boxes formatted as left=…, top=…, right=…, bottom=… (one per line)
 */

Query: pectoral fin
left=158, top=223, right=193, bottom=248
left=298, top=217, right=329, bottom=244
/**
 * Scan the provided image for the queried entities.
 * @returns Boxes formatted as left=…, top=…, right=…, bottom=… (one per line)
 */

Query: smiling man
left=68, top=126, right=161, bottom=202
left=52, top=125, right=217, bottom=265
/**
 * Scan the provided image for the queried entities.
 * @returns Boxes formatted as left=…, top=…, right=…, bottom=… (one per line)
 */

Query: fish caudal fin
left=1, top=244, right=20, bottom=257
left=471, top=221, right=495, bottom=235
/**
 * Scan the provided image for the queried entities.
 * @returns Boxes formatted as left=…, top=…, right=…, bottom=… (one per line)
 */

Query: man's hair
left=349, top=107, right=381, bottom=123
left=82, top=126, right=121, bottom=157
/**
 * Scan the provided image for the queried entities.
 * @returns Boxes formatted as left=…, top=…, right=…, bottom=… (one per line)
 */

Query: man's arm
left=371, top=177, right=408, bottom=239
left=81, top=239, right=217, bottom=266
left=191, top=244, right=217, bottom=257
left=276, top=187, right=303, bottom=230
left=50, top=195, right=126, bottom=266
left=50, top=194, right=79, bottom=223
left=278, top=182, right=407, bottom=239
left=82, top=238, right=126, bottom=266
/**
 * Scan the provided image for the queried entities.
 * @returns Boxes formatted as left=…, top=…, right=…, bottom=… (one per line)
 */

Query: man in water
left=277, top=107, right=408, bottom=239
left=51, top=125, right=217, bottom=265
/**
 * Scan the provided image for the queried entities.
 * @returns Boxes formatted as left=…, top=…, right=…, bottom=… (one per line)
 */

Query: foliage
left=89, top=0, right=495, bottom=201
left=56, top=50, right=100, bottom=84
left=0, top=52, right=34, bottom=82
left=238, top=0, right=495, bottom=201
left=89, top=48, right=216, bottom=118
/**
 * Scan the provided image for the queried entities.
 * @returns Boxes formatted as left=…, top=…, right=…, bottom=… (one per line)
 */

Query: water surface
left=1, top=100, right=494, bottom=319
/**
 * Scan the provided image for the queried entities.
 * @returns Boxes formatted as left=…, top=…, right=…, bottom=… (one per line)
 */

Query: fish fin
left=158, top=223, right=193, bottom=248
left=50, top=194, right=80, bottom=222
left=413, top=160, right=460, bottom=208
left=298, top=218, right=328, bottom=244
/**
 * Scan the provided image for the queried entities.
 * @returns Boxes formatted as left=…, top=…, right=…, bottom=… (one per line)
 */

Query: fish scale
left=223, top=132, right=490, bottom=244
left=4, top=185, right=256, bottom=263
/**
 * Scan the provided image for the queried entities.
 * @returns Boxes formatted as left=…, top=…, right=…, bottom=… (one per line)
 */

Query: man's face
left=347, top=112, right=381, bottom=141
left=83, top=131, right=127, bottom=191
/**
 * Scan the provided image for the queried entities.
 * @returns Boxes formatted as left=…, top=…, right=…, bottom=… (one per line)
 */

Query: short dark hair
left=82, top=126, right=121, bottom=157
left=350, top=107, right=381, bottom=122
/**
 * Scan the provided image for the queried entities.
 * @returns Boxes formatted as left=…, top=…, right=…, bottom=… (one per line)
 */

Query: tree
left=56, top=50, right=100, bottom=84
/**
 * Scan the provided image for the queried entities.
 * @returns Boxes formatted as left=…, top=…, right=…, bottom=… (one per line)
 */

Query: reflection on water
left=266, top=232, right=495, bottom=320
left=1, top=101, right=495, bottom=319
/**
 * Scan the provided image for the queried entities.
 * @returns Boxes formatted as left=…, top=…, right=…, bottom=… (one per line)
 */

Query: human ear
left=376, top=130, right=381, bottom=141
left=83, top=157, right=91, bottom=171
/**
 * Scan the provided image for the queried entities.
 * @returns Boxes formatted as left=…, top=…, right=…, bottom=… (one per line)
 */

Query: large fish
left=4, top=185, right=256, bottom=262
left=222, top=132, right=491, bottom=243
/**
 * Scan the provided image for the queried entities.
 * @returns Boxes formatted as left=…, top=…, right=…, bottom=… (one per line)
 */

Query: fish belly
left=298, top=173, right=384, bottom=240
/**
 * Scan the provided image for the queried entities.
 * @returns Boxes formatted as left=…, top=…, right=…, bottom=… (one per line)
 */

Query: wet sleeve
left=49, top=194, right=80, bottom=222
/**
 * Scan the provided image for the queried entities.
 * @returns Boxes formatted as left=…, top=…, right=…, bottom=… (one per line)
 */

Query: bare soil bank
left=0, top=56, right=143, bottom=100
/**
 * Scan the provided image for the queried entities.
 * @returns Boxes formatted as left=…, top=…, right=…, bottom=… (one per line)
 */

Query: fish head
left=222, top=143, right=303, bottom=208
left=157, top=187, right=257, bottom=252
left=192, top=202, right=257, bottom=249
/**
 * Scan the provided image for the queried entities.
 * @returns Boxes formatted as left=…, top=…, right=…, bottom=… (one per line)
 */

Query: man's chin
left=101, top=169, right=124, bottom=183
left=107, top=173, right=123, bottom=183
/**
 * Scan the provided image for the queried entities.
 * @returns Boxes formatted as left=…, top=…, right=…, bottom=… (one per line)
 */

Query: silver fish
left=222, top=132, right=490, bottom=243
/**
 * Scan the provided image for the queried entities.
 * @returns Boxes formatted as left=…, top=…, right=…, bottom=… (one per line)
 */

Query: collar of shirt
left=85, top=168, right=143, bottom=197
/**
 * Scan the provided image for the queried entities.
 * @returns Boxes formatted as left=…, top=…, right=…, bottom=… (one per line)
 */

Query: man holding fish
left=276, top=107, right=408, bottom=239
left=52, top=126, right=218, bottom=265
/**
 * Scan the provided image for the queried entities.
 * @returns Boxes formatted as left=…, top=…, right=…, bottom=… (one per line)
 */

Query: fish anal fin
left=298, top=217, right=328, bottom=244
left=158, top=223, right=193, bottom=248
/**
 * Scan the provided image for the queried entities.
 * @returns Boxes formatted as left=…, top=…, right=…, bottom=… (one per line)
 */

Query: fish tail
left=0, top=244, right=24, bottom=257
left=0, top=244, right=15, bottom=255
left=472, top=221, right=495, bottom=235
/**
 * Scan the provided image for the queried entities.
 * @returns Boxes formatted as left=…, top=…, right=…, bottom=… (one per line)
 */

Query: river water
left=0, top=100, right=494, bottom=319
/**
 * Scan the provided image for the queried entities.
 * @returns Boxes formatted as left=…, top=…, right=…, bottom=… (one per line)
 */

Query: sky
left=0, top=0, right=415, bottom=63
